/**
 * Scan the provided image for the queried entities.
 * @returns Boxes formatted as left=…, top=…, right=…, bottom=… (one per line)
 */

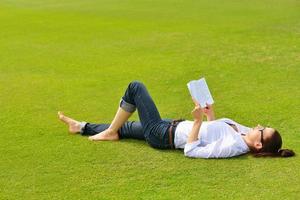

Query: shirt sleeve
left=184, top=138, right=244, bottom=159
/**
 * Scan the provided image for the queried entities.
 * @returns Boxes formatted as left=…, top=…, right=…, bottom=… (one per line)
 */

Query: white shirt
left=174, top=118, right=251, bottom=158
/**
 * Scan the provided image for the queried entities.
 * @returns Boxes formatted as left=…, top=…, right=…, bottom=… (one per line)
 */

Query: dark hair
left=253, top=129, right=295, bottom=158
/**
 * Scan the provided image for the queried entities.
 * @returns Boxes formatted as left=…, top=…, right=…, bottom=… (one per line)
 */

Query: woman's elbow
left=184, top=150, right=194, bottom=158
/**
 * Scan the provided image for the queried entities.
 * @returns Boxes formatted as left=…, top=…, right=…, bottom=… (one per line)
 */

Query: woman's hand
left=191, top=105, right=203, bottom=121
left=203, top=103, right=215, bottom=121
left=191, top=98, right=203, bottom=121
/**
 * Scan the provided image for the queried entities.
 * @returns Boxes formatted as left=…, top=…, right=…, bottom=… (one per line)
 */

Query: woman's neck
left=242, top=134, right=254, bottom=150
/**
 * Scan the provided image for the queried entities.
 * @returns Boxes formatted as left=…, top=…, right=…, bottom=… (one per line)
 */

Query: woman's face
left=248, top=125, right=275, bottom=151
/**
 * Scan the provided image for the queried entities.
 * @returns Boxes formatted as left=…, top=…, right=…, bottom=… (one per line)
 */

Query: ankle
left=107, top=127, right=118, bottom=133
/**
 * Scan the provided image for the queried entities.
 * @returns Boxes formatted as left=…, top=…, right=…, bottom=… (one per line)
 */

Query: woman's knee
left=129, top=80, right=144, bottom=89
left=128, top=81, right=146, bottom=95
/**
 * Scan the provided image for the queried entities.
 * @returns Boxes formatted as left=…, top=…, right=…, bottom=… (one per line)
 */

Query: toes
left=58, top=111, right=64, bottom=119
left=88, top=136, right=94, bottom=141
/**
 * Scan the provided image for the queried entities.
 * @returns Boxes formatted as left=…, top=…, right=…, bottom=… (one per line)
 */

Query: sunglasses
left=255, top=125, right=265, bottom=146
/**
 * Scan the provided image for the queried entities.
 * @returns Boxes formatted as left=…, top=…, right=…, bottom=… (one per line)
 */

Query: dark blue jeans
left=82, top=81, right=174, bottom=149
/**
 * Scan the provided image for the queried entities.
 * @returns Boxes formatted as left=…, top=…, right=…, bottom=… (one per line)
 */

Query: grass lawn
left=0, top=0, right=299, bottom=199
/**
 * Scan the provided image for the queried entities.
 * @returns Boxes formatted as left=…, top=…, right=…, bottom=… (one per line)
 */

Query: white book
left=187, top=77, right=214, bottom=108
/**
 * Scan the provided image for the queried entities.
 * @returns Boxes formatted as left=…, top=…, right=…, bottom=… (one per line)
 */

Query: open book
left=187, top=77, right=214, bottom=108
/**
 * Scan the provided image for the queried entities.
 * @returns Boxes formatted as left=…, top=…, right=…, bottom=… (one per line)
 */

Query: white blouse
left=174, top=118, right=251, bottom=158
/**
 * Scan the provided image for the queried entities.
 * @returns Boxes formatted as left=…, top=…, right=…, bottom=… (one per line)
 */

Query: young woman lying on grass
left=58, top=81, right=295, bottom=158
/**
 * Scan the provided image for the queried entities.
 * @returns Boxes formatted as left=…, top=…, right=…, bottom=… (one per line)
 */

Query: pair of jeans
left=82, top=81, right=174, bottom=149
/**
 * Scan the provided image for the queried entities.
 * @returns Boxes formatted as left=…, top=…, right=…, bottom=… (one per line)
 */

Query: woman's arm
left=187, top=101, right=203, bottom=143
left=187, top=119, right=202, bottom=143
left=184, top=138, right=244, bottom=158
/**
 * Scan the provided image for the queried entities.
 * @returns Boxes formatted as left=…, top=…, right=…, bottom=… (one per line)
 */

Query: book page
left=187, top=78, right=214, bottom=108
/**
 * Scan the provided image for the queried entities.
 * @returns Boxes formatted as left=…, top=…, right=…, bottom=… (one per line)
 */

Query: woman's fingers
left=192, top=106, right=202, bottom=113
left=192, top=98, right=200, bottom=107
left=205, top=103, right=212, bottom=108
left=191, top=105, right=203, bottom=120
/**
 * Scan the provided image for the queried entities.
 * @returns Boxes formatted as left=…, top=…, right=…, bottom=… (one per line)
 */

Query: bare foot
left=58, top=111, right=81, bottom=134
left=88, top=129, right=119, bottom=141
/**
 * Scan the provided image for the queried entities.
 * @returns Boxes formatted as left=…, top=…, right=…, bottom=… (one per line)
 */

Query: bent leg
left=120, top=81, right=171, bottom=148
left=88, top=81, right=172, bottom=148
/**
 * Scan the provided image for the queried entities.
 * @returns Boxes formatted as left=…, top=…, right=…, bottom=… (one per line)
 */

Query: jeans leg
left=82, top=121, right=145, bottom=140
left=119, top=121, right=144, bottom=140
left=120, top=81, right=171, bottom=148
left=81, top=123, right=110, bottom=136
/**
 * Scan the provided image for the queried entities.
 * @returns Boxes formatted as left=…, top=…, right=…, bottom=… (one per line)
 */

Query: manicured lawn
left=0, top=0, right=299, bottom=199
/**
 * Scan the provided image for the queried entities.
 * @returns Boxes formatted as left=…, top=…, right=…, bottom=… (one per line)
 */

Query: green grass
left=1, top=0, right=299, bottom=199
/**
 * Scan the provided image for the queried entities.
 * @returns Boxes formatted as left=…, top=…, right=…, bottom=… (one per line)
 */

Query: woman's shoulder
left=215, top=118, right=236, bottom=124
